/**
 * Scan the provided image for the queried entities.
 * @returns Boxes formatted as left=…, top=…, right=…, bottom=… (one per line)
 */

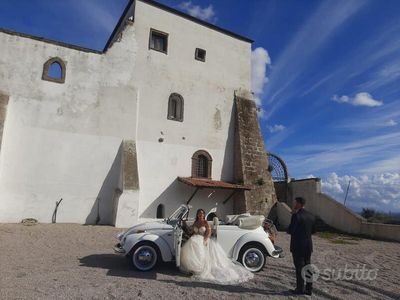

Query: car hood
left=119, top=220, right=173, bottom=239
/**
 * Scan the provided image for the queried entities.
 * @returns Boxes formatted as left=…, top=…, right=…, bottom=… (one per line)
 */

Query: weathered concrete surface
left=287, top=178, right=400, bottom=242
left=132, top=0, right=252, bottom=222
left=277, top=202, right=292, bottom=229
left=122, top=140, right=139, bottom=190
left=0, top=0, right=252, bottom=226
left=289, top=179, right=365, bottom=234
left=274, top=181, right=289, bottom=204
left=0, top=92, right=9, bottom=152
left=1, top=223, right=399, bottom=300
left=233, top=90, right=277, bottom=215
left=0, top=23, right=138, bottom=224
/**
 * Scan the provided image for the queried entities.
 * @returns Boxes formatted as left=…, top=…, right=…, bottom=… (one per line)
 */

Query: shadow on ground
left=79, top=254, right=184, bottom=279
left=78, top=254, right=296, bottom=297
left=159, top=278, right=296, bottom=297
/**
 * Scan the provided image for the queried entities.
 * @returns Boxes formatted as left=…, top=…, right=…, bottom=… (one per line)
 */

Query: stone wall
left=122, top=140, right=139, bottom=190
left=233, top=89, right=276, bottom=215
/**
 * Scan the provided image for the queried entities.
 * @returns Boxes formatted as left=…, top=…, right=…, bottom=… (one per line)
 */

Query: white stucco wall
left=0, top=25, right=139, bottom=224
left=0, top=0, right=252, bottom=227
left=132, top=0, right=251, bottom=224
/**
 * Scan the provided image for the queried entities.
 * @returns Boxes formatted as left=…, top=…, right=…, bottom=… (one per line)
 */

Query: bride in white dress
left=180, top=209, right=254, bottom=285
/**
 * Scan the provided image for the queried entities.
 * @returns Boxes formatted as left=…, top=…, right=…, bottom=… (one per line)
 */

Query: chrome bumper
left=113, top=243, right=126, bottom=254
left=272, top=245, right=284, bottom=258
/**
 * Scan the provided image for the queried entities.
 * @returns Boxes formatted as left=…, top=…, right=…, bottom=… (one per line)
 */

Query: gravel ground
left=0, top=223, right=399, bottom=300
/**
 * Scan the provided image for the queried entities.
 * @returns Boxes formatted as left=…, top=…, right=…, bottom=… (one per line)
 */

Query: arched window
left=167, top=93, right=184, bottom=122
left=191, top=150, right=212, bottom=179
left=42, top=57, right=66, bottom=84
left=156, top=204, right=165, bottom=218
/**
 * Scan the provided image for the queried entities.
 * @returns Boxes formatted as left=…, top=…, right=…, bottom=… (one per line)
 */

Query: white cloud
left=334, top=100, right=400, bottom=131
left=359, top=154, right=400, bottom=174
left=268, top=124, right=286, bottom=133
left=332, top=92, right=383, bottom=107
left=179, top=1, right=216, bottom=22
left=321, top=172, right=400, bottom=212
left=251, top=47, right=271, bottom=95
left=256, top=106, right=267, bottom=119
left=263, top=0, right=367, bottom=118
left=385, top=119, right=398, bottom=126
left=251, top=47, right=271, bottom=118
left=282, top=132, right=400, bottom=176
left=357, top=59, right=400, bottom=90
left=74, top=1, right=118, bottom=32
left=322, top=173, right=344, bottom=194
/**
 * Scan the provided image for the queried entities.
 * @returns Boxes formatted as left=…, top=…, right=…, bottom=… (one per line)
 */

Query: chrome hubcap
left=134, top=246, right=157, bottom=270
left=243, top=248, right=264, bottom=271
left=138, top=249, right=153, bottom=262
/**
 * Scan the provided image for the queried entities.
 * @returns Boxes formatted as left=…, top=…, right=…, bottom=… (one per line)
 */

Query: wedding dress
left=180, top=226, right=254, bottom=285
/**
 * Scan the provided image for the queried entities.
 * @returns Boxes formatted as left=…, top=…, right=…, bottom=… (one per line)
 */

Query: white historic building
left=0, top=0, right=274, bottom=227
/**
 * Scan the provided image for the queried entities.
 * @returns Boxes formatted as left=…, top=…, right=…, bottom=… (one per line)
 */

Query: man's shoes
left=304, top=290, right=312, bottom=296
left=291, top=288, right=304, bottom=295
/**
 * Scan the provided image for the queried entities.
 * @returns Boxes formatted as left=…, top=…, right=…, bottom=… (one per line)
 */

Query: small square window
left=195, top=48, right=206, bottom=62
left=149, top=29, right=168, bottom=54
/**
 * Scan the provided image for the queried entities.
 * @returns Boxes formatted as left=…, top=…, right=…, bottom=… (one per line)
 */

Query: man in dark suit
left=287, top=197, right=316, bottom=295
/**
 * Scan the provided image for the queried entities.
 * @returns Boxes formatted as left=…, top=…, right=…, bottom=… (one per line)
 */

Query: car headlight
left=117, top=232, right=125, bottom=240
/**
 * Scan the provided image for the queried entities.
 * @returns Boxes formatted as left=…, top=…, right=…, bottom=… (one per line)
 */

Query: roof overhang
left=178, top=177, right=252, bottom=190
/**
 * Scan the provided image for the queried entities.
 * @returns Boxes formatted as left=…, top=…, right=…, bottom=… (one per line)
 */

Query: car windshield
left=167, top=205, right=188, bottom=224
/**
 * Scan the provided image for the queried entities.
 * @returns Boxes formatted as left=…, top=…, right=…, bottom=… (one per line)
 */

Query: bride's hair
left=195, top=209, right=206, bottom=222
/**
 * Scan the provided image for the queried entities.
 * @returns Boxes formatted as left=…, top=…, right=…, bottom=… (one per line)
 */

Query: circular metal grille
left=267, top=152, right=289, bottom=182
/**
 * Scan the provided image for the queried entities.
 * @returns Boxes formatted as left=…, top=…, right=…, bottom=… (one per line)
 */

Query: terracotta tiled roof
left=178, top=177, right=252, bottom=190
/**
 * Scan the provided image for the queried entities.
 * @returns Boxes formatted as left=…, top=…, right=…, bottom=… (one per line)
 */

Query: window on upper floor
left=195, top=48, right=206, bottom=62
left=42, top=57, right=66, bottom=84
left=192, top=150, right=212, bottom=179
left=167, top=93, right=184, bottom=122
left=149, top=29, right=168, bottom=54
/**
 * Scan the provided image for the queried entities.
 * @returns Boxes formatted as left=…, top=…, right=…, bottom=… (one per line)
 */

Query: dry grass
left=316, top=231, right=362, bottom=244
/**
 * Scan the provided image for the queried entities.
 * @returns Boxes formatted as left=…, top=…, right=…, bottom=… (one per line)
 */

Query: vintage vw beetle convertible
left=114, top=205, right=283, bottom=272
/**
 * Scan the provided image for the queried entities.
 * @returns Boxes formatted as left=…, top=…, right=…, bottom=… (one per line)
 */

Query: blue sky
left=0, top=0, right=399, bottom=212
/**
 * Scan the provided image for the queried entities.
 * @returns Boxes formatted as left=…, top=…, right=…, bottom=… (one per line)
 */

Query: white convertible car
left=114, top=204, right=283, bottom=272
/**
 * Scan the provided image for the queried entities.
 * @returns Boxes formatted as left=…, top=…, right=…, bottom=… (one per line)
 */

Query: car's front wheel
left=238, top=244, right=266, bottom=272
left=132, top=243, right=159, bottom=271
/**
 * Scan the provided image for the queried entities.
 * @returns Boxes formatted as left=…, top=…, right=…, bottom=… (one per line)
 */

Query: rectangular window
left=149, top=29, right=168, bottom=54
left=195, top=48, right=206, bottom=62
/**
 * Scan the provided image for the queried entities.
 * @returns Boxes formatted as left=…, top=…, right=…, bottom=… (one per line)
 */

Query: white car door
left=217, top=225, right=247, bottom=257
left=173, top=225, right=183, bottom=267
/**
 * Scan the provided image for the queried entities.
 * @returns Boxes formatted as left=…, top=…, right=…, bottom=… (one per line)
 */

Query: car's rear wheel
left=132, top=243, right=158, bottom=271
left=238, top=244, right=266, bottom=272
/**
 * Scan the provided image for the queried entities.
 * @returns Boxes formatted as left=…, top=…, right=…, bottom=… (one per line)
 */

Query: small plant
left=361, top=208, right=376, bottom=219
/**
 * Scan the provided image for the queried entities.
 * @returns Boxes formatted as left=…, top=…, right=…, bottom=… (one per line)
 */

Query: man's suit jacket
left=287, top=208, right=316, bottom=256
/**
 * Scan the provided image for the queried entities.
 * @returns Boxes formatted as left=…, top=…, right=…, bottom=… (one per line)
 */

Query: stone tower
left=233, top=89, right=277, bottom=216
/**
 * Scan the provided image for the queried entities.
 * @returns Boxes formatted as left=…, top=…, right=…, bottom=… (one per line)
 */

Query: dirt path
left=0, top=224, right=399, bottom=300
